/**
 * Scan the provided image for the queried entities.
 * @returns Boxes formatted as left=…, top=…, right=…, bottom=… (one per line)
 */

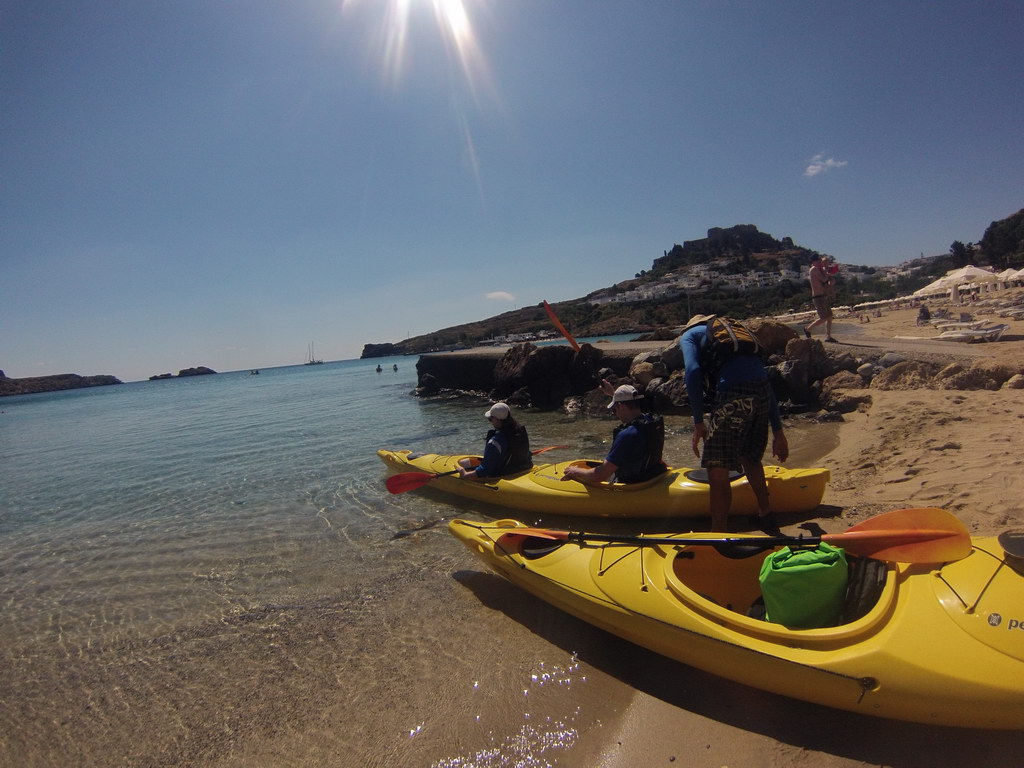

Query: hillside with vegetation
left=362, top=214, right=1023, bottom=358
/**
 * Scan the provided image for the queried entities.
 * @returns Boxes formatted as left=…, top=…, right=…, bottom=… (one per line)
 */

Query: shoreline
left=567, top=303, right=1024, bottom=766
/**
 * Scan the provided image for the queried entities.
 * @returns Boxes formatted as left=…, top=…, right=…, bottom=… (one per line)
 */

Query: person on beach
left=458, top=402, right=533, bottom=480
left=561, top=382, right=667, bottom=485
left=680, top=315, right=789, bottom=533
left=803, top=254, right=837, bottom=342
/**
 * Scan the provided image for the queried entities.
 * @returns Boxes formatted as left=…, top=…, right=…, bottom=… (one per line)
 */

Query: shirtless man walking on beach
left=803, top=254, right=836, bottom=342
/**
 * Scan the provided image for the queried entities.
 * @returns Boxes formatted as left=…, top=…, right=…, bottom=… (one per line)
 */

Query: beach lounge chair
left=932, top=319, right=987, bottom=331
left=936, top=324, right=1009, bottom=343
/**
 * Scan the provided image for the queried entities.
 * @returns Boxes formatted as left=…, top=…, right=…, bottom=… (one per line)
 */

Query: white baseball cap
left=607, top=384, right=643, bottom=409
left=484, top=402, right=510, bottom=420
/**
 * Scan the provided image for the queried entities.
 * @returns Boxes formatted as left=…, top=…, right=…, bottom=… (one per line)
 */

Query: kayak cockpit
left=664, top=545, right=896, bottom=642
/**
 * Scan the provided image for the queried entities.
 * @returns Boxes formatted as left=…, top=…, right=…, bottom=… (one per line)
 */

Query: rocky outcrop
left=0, top=372, right=122, bottom=397
left=413, top=319, right=1024, bottom=416
left=148, top=367, right=217, bottom=381
left=361, top=342, right=401, bottom=359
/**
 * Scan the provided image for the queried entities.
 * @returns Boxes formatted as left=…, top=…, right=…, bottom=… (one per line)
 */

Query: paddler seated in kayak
left=561, top=383, right=667, bottom=486
left=457, top=402, right=533, bottom=480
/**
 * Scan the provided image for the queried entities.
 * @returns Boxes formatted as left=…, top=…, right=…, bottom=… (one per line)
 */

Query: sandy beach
left=5, top=302, right=1024, bottom=767
left=569, top=299, right=1024, bottom=766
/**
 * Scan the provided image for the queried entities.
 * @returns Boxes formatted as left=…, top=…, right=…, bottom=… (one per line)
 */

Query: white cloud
left=486, top=291, right=516, bottom=302
left=804, top=153, right=848, bottom=177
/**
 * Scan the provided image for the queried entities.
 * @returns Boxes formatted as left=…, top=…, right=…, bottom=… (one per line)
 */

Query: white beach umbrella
left=913, top=265, right=998, bottom=296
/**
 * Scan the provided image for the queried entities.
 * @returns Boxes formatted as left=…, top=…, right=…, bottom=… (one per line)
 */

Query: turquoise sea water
left=1, top=352, right=663, bottom=766
left=0, top=348, right=841, bottom=767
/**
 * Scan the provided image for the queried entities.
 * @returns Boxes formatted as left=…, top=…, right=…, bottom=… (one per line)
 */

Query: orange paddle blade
left=832, top=507, right=972, bottom=562
left=385, top=471, right=444, bottom=494
left=531, top=444, right=569, bottom=455
left=543, top=300, right=580, bottom=351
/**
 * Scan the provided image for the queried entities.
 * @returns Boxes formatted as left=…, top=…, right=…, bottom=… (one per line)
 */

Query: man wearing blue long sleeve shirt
left=680, top=315, right=788, bottom=533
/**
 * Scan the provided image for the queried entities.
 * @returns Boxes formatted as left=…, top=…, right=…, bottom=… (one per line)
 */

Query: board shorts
left=702, top=381, right=771, bottom=472
left=812, top=295, right=833, bottom=320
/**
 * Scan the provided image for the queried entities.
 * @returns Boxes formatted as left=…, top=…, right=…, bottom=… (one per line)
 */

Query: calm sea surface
left=0, top=348, right=836, bottom=767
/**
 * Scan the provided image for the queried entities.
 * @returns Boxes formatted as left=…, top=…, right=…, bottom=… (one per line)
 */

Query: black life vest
left=611, top=413, right=667, bottom=484
left=485, top=424, right=533, bottom=476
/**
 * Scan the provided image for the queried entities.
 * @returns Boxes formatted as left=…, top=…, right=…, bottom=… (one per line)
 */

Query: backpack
left=699, top=316, right=765, bottom=389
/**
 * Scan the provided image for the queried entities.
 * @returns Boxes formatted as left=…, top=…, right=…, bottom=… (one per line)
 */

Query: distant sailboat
left=305, top=342, right=323, bottom=365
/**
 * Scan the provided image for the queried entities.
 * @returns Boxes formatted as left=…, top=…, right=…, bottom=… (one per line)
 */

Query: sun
left=342, top=0, right=491, bottom=97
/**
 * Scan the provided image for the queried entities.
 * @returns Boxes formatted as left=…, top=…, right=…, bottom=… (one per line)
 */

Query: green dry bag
left=758, top=543, right=848, bottom=628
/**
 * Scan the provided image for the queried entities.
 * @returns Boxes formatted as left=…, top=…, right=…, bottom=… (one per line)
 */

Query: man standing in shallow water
left=803, top=254, right=837, bottom=343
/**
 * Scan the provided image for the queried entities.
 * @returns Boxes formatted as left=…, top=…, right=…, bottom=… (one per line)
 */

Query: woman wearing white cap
left=457, top=402, right=533, bottom=480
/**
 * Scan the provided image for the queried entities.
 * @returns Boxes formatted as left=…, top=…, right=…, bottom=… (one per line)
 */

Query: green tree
left=980, top=209, right=1024, bottom=270
left=949, top=241, right=973, bottom=267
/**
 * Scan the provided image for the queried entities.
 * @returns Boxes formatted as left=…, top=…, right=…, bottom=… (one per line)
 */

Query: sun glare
left=340, top=0, right=494, bottom=199
left=342, top=0, right=491, bottom=97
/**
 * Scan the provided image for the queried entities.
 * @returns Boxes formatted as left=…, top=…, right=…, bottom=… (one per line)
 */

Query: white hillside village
left=478, top=257, right=934, bottom=347
left=588, top=259, right=876, bottom=305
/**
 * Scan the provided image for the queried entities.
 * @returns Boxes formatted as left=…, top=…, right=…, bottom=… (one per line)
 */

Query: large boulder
left=629, top=360, right=668, bottom=386
left=968, top=359, right=1023, bottom=388
left=769, top=358, right=815, bottom=406
left=820, top=370, right=872, bottom=413
left=870, top=360, right=941, bottom=390
left=415, top=373, right=441, bottom=395
left=783, top=337, right=834, bottom=382
left=747, top=318, right=799, bottom=355
left=645, top=372, right=690, bottom=413
left=825, top=391, right=873, bottom=414
left=933, top=363, right=1001, bottom=391
left=492, top=343, right=604, bottom=410
left=492, top=343, right=537, bottom=396
left=660, top=338, right=684, bottom=371
left=820, top=370, right=867, bottom=398
left=522, top=345, right=575, bottom=409
left=1005, top=374, right=1024, bottom=390
left=567, top=343, right=605, bottom=393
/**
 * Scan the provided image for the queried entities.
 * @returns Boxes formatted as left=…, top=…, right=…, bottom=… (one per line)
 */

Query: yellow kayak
left=378, top=449, right=829, bottom=517
left=449, top=518, right=1024, bottom=729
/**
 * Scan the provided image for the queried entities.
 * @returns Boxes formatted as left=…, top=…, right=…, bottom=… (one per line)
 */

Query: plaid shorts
left=702, top=381, right=771, bottom=472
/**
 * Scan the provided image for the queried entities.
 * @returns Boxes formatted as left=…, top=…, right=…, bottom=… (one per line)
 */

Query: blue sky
left=2, top=0, right=1022, bottom=381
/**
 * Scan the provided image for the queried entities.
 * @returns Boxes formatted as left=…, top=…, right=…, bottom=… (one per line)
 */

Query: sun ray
left=341, top=0, right=492, bottom=99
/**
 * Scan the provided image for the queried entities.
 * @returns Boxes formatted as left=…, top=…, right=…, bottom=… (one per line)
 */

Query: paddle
left=509, top=507, right=972, bottom=564
left=543, top=300, right=581, bottom=352
left=385, top=445, right=569, bottom=495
